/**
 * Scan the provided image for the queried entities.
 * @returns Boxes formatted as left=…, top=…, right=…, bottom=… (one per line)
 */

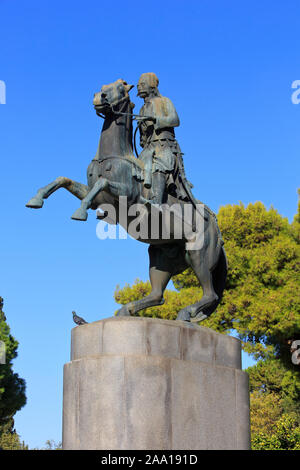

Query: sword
left=177, top=153, right=208, bottom=222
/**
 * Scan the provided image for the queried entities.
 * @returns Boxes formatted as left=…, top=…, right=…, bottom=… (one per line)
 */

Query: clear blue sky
left=0, top=0, right=299, bottom=448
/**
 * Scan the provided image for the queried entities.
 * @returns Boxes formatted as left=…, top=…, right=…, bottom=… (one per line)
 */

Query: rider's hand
left=136, top=116, right=156, bottom=124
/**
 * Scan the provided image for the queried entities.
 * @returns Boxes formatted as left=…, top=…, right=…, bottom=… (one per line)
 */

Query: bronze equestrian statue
left=26, top=75, right=227, bottom=323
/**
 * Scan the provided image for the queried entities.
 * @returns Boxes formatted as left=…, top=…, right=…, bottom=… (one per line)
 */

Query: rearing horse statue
left=26, top=78, right=227, bottom=323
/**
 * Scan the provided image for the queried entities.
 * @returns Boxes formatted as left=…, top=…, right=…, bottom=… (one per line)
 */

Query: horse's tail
left=202, top=245, right=227, bottom=318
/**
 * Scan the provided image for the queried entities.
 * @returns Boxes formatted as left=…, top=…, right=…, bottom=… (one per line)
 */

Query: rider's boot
left=140, top=173, right=166, bottom=209
left=141, top=148, right=153, bottom=189
left=151, top=172, right=166, bottom=205
left=144, top=168, right=152, bottom=189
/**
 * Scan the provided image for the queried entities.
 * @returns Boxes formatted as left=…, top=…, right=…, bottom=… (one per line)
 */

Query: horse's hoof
left=176, top=308, right=191, bottom=322
left=71, top=208, right=88, bottom=221
left=190, top=312, right=208, bottom=323
left=26, top=197, right=44, bottom=209
left=115, top=305, right=131, bottom=317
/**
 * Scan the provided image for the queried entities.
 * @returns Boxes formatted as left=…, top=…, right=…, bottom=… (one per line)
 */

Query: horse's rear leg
left=176, top=249, right=218, bottom=323
left=116, top=246, right=172, bottom=317
left=26, top=177, right=88, bottom=208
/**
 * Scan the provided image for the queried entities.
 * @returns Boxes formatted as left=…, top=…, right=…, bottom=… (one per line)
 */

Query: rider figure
left=137, top=72, right=188, bottom=205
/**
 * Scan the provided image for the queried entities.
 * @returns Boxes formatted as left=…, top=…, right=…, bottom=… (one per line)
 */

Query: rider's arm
left=154, top=97, right=180, bottom=129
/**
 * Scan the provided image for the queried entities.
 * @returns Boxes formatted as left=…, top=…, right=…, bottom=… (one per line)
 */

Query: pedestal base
left=63, top=316, right=250, bottom=450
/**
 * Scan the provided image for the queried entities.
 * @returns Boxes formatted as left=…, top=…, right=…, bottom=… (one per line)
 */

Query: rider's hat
left=139, top=73, right=159, bottom=89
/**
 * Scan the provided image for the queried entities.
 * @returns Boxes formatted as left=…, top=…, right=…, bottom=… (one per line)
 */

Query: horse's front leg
left=71, top=178, right=128, bottom=221
left=71, top=178, right=109, bottom=221
left=26, top=177, right=89, bottom=208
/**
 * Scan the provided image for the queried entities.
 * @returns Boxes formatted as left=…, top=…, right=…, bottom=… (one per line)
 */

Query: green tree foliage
left=247, top=357, right=300, bottom=448
left=0, top=297, right=27, bottom=448
left=0, top=419, right=28, bottom=450
left=114, top=195, right=300, bottom=449
left=291, top=188, right=300, bottom=243
left=251, top=413, right=300, bottom=450
left=248, top=359, right=300, bottom=416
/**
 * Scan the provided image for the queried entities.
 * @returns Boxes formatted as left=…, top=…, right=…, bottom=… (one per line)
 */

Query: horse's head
left=93, top=79, right=134, bottom=116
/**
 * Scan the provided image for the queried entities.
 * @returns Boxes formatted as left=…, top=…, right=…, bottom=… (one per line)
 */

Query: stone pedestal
left=62, top=317, right=250, bottom=450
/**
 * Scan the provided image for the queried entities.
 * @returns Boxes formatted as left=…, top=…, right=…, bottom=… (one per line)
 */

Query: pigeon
left=72, top=311, right=88, bottom=326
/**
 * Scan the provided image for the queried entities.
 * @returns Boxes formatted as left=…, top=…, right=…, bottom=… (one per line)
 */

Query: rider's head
left=137, top=73, right=159, bottom=99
